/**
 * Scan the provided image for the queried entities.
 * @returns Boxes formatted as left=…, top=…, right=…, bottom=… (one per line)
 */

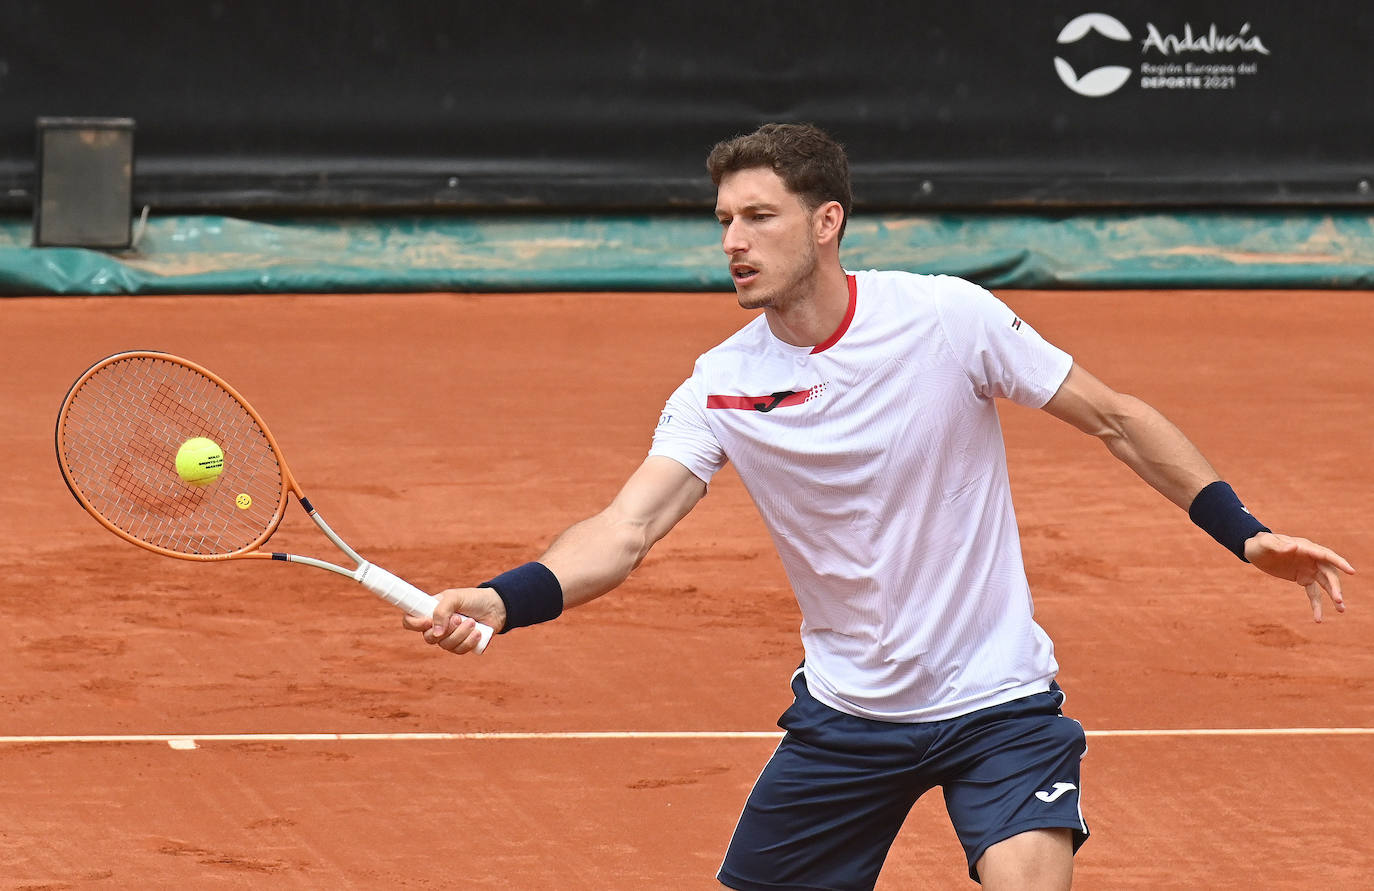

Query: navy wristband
left=479, top=562, right=563, bottom=633
left=1188, top=481, right=1270, bottom=562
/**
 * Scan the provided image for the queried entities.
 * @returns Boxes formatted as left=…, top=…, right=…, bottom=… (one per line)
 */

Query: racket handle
left=355, top=562, right=493, bottom=654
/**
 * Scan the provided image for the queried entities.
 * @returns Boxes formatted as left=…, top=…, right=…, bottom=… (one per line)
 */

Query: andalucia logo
left=1055, top=12, right=1271, bottom=98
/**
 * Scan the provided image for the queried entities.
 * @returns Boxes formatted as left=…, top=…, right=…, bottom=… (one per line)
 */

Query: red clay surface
left=2, top=290, right=1371, bottom=889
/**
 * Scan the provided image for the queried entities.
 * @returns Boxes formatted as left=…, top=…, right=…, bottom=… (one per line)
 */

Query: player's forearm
left=538, top=510, right=653, bottom=609
left=477, top=457, right=703, bottom=627
left=1096, top=394, right=1218, bottom=509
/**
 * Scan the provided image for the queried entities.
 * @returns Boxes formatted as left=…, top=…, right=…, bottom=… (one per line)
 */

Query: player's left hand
left=1244, top=531, right=1355, bottom=622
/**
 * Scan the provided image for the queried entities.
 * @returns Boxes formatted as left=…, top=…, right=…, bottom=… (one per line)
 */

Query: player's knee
left=978, top=828, right=1074, bottom=891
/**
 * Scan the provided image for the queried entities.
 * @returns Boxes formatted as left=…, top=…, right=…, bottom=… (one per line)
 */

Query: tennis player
left=409, top=123, right=1354, bottom=889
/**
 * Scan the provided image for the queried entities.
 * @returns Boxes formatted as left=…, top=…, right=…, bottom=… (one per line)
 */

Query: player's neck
left=764, top=262, right=850, bottom=348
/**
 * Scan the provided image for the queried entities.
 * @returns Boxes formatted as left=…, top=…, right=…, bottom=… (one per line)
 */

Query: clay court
left=2, top=288, right=1371, bottom=888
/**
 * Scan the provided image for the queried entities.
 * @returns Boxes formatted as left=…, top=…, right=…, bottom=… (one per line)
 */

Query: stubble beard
left=734, top=241, right=820, bottom=312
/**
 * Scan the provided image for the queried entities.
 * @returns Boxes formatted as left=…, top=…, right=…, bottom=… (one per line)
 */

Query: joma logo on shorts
left=1035, top=782, right=1077, bottom=803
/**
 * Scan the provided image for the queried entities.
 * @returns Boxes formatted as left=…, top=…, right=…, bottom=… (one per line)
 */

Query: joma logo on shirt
left=706, top=384, right=826, bottom=412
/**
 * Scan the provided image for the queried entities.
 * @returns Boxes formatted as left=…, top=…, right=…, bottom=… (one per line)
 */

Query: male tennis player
left=409, top=123, right=1354, bottom=889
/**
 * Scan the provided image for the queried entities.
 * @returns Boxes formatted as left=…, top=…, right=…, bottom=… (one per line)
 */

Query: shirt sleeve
left=932, top=275, right=1073, bottom=408
left=647, top=372, right=728, bottom=484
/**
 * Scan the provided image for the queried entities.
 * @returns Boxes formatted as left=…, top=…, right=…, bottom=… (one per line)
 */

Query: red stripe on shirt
left=706, top=389, right=815, bottom=411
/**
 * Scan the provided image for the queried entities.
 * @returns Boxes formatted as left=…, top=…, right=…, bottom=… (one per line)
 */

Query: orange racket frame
left=56, top=350, right=492, bottom=652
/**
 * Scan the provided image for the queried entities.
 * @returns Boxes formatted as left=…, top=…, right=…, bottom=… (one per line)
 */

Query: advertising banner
left=0, top=2, right=1368, bottom=211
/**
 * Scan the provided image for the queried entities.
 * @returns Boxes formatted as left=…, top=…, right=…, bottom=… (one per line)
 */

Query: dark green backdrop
left=1, top=1, right=1370, bottom=212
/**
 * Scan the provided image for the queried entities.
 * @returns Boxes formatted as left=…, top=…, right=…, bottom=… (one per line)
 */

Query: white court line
left=0, top=731, right=783, bottom=745
left=1087, top=728, right=1374, bottom=737
left=0, top=728, right=1372, bottom=748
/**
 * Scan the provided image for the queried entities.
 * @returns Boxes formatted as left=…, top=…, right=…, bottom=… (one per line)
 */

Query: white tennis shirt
left=649, top=270, right=1074, bottom=722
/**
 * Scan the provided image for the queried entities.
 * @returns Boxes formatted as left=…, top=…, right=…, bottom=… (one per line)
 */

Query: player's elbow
left=1076, top=392, right=1151, bottom=455
left=592, top=508, right=655, bottom=575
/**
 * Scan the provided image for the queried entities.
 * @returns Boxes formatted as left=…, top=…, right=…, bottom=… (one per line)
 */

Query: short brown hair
left=706, top=122, right=852, bottom=241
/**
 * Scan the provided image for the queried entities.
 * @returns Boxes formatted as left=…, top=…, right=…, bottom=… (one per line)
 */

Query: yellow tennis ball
left=175, top=437, right=224, bottom=486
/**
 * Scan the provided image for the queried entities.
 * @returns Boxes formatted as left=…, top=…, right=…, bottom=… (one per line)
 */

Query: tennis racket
left=54, top=349, right=493, bottom=653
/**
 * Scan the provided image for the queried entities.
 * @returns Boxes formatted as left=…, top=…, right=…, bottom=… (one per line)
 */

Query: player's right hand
left=404, top=586, right=507, bottom=653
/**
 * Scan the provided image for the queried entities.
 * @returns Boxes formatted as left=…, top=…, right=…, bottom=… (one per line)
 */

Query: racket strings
left=59, top=355, right=285, bottom=555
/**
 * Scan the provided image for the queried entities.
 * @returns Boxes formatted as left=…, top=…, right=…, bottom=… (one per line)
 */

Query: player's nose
left=720, top=220, right=748, bottom=255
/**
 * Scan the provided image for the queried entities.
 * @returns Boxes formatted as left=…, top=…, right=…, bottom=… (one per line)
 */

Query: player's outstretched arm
left=408, top=456, right=707, bottom=653
left=1040, top=363, right=1216, bottom=510
left=1041, top=363, right=1354, bottom=621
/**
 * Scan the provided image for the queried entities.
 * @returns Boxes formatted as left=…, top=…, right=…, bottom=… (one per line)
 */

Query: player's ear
left=813, top=201, right=845, bottom=246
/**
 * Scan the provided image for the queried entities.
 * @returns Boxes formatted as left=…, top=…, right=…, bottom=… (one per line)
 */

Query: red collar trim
left=810, top=274, right=857, bottom=354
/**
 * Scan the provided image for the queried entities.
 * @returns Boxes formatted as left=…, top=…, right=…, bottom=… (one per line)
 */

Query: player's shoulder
left=851, top=268, right=985, bottom=294
left=850, top=268, right=993, bottom=314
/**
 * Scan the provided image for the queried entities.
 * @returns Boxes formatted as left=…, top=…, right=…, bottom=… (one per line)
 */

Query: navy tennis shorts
left=718, top=668, right=1089, bottom=890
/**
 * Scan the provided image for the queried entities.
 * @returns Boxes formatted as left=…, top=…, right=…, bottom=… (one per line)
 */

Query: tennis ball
left=175, top=437, right=224, bottom=486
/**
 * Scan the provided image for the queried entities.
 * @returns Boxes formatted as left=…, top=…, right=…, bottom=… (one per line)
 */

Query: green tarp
left=3, top=211, right=1373, bottom=295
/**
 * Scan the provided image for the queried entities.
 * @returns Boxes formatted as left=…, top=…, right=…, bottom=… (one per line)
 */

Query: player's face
left=715, top=167, right=821, bottom=312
